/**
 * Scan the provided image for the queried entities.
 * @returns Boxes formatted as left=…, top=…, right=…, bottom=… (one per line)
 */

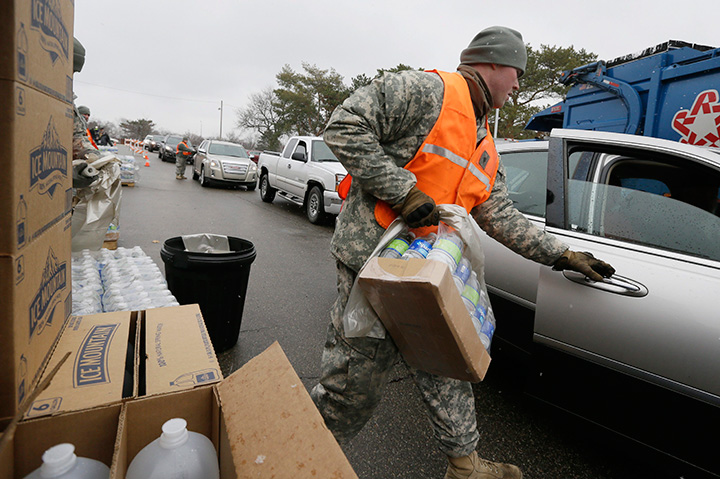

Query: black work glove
left=392, top=185, right=440, bottom=228
left=553, top=250, right=615, bottom=282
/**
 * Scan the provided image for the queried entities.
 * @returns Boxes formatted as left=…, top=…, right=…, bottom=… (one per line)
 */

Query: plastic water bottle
left=479, top=309, right=496, bottom=351
left=426, top=230, right=464, bottom=272
left=23, top=443, right=109, bottom=479
left=126, top=418, right=219, bottom=479
left=401, top=233, right=436, bottom=259
left=379, top=233, right=414, bottom=259
left=452, top=258, right=472, bottom=293
left=460, top=271, right=480, bottom=314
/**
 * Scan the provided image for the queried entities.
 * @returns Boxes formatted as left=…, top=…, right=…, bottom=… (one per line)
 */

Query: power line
left=74, top=79, right=220, bottom=104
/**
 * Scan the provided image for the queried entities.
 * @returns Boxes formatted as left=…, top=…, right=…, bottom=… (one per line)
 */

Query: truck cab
left=257, top=136, right=346, bottom=224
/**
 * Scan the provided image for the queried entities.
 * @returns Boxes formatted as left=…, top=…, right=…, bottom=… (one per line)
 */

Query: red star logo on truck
left=672, top=90, right=720, bottom=148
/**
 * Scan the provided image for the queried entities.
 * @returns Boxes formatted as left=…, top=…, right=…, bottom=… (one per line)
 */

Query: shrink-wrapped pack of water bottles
left=378, top=222, right=496, bottom=351
left=71, top=246, right=179, bottom=315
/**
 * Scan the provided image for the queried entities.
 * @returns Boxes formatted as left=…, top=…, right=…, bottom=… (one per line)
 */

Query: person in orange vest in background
left=77, top=105, right=99, bottom=150
left=175, top=137, right=194, bottom=180
left=310, top=26, right=615, bottom=479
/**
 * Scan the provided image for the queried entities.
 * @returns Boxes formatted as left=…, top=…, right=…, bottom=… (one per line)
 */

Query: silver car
left=484, top=129, right=720, bottom=475
left=192, top=140, right=258, bottom=190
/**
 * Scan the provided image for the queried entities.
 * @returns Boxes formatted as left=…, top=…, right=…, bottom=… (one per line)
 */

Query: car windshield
left=153, top=135, right=164, bottom=141
left=311, top=140, right=339, bottom=162
left=166, top=136, right=183, bottom=147
left=208, top=143, right=249, bottom=158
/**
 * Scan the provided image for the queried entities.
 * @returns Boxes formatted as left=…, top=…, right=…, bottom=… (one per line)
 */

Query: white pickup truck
left=257, top=136, right=347, bottom=224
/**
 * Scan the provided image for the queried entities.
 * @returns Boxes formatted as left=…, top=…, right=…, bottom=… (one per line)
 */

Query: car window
left=311, top=140, right=339, bottom=162
left=208, top=143, right=248, bottom=158
left=282, top=139, right=299, bottom=158
left=567, top=148, right=720, bottom=261
left=500, top=149, right=547, bottom=217
left=167, top=136, right=183, bottom=147
left=292, top=142, right=307, bottom=161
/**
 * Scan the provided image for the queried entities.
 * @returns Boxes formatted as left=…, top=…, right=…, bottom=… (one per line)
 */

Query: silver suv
left=483, top=130, right=720, bottom=475
left=192, top=140, right=258, bottom=190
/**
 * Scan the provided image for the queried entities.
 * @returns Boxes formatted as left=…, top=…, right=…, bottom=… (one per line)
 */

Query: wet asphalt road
left=116, top=145, right=687, bottom=479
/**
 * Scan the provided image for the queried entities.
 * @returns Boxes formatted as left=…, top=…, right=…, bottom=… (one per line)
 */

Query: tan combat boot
left=444, top=451, right=522, bottom=479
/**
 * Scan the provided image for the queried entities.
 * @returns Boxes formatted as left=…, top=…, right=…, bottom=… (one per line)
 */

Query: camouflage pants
left=310, top=261, right=479, bottom=458
left=175, top=154, right=187, bottom=177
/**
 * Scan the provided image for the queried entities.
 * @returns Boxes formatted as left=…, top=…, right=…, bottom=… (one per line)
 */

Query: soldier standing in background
left=72, top=39, right=99, bottom=190
left=175, top=137, right=194, bottom=180
left=310, top=26, right=615, bottom=479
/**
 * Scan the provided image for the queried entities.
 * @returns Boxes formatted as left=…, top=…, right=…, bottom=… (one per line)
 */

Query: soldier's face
left=483, top=65, right=520, bottom=108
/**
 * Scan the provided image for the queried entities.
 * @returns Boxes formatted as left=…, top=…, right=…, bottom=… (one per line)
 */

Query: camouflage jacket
left=73, top=103, right=100, bottom=161
left=324, top=70, right=567, bottom=273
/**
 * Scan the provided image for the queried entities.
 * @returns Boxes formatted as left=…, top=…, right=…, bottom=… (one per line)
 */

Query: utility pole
left=218, top=100, right=223, bottom=139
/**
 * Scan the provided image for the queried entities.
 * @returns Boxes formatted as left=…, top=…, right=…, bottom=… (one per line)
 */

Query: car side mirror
left=291, top=151, right=307, bottom=161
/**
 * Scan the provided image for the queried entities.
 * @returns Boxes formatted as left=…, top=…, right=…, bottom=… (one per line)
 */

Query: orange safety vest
left=342, top=70, right=500, bottom=235
left=86, top=128, right=98, bottom=149
left=176, top=141, right=191, bottom=156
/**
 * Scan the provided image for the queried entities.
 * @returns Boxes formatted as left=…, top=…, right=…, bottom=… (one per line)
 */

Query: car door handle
left=287, top=164, right=292, bottom=169
left=561, top=271, right=648, bottom=297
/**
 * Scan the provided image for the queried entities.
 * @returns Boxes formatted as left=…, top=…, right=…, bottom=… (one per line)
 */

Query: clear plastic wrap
left=342, top=204, right=495, bottom=340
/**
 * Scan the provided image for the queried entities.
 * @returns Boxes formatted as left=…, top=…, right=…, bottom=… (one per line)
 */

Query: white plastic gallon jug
left=23, top=443, right=109, bottom=479
left=126, top=418, right=219, bottom=479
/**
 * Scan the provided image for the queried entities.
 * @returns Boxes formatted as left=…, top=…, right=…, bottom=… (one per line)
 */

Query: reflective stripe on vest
left=421, top=143, right=492, bottom=189
left=374, top=70, right=500, bottom=234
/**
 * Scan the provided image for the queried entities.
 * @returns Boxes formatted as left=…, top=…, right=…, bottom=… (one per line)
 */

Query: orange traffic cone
left=144, top=158, right=150, bottom=167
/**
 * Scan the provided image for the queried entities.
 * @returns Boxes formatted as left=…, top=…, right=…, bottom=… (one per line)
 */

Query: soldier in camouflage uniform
left=310, top=26, right=615, bottom=479
left=175, top=137, right=194, bottom=179
left=72, top=38, right=100, bottom=190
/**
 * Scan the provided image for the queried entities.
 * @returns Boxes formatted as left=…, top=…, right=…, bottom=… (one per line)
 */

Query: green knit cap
left=78, top=105, right=90, bottom=116
left=459, top=26, right=527, bottom=77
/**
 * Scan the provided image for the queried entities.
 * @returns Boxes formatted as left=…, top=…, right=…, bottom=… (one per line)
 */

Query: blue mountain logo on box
left=30, top=0, right=69, bottom=64
left=74, top=324, right=120, bottom=388
left=29, top=247, right=66, bottom=339
left=30, top=117, right=67, bottom=198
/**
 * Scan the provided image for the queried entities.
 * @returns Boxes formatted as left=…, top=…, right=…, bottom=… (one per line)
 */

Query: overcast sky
left=73, top=0, right=718, bottom=141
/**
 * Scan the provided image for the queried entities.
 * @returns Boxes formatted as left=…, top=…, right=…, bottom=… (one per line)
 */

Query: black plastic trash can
left=160, top=236, right=256, bottom=353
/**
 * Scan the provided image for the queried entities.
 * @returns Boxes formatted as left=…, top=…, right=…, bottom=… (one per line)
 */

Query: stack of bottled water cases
left=97, top=144, right=119, bottom=155
left=72, top=246, right=179, bottom=315
left=379, top=226, right=495, bottom=351
left=119, top=155, right=140, bottom=184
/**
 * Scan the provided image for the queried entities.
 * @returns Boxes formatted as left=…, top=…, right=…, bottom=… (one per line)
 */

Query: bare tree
left=235, top=87, right=283, bottom=151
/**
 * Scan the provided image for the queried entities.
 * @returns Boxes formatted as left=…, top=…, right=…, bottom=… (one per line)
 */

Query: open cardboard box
left=358, top=257, right=491, bottom=382
left=116, top=342, right=356, bottom=478
left=25, top=304, right=222, bottom=419
left=0, top=305, right=357, bottom=478
left=0, top=404, right=122, bottom=478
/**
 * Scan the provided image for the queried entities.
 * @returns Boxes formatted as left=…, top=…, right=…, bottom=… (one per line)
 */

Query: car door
left=275, top=138, right=298, bottom=193
left=535, top=130, right=720, bottom=405
left=482, top=142, right=549, bottom=307
left=280, top=139, right=309, bottom=197
left=195, top=141, right=208, bottom=175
